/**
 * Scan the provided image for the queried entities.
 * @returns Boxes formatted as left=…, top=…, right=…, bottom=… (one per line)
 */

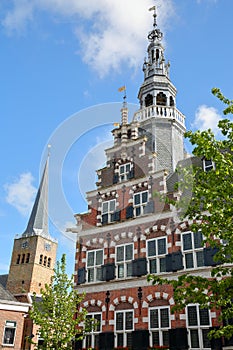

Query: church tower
left=7, top=158, right=57, bottom=296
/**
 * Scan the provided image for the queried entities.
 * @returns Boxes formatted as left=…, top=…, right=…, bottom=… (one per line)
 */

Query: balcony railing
left=133, top=105, right=185, bottom=126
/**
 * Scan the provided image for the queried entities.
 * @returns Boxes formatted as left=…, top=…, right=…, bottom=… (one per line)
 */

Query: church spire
left=22, top=157, right=49, bottom=237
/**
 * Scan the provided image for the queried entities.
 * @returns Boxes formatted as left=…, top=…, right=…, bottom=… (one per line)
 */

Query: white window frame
left=102, top=199, right=116, bottom=223
left=116, top=243, right=133, bottom=279
left=115, top=310, right=134, bottom=347
left=187, top=304, right=211, bottom=350
left=2, top=321, right=17, bottom=346
left=86, top=249, right=103, bottom=283
left=83, top=312, right=102, bottom=349
left=133, top=190, right=148, bottom=217
left=149, top=306, right=170, bottom=347
left=182, top=231, right=205, bottom=270
left=147, top=237, right=167, bottom=274
left=119, top=162, right=131, bottom=182
left=203, top=159, right=215, bottom=172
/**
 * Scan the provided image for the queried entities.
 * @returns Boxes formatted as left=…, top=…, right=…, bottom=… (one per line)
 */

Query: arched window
left=21, top=254, right=25, bottom=264
left=145, top=94, right=153, bottom=107
left=43, top=256, right=47, bottom=267
left=156, top=92, right=167, bottom=106
left=47, top=257, right=51, bottom=268
left=39, top=254, right=43, bottom=265
left=26, top=253, right=30, bottom=263
left=156, top=49, right=159, bottom=60
left=16, top=254, right=21, bottom=264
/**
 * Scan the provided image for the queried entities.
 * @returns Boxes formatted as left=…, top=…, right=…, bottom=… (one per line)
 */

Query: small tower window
left=26, top=253, right=30, bottom=263
left=43, top=256, right=47, bottom=267
left=151, top=49, right=155, bottom=61
left=21, top=254, right=25, bottom=264
left=145, top=94, right=153, bottom=107
left=170, top=96, right=174, bottom=107
left=156, top=92, right=167, bottom=106
left=156, top=49, right=159, bottom=60
left=47, top=258, right=51, bottom=268
left=39, top=254, right=43, bottom=265
left=16, top=254, right=21, bottom=264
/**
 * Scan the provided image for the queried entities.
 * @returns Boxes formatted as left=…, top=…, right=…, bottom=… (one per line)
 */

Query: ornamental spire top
left=148, top=5, right=163, bottom=42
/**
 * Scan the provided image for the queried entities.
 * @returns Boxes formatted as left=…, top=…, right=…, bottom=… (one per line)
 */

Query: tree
left=29, top=254, right=86, bottom=350
left=148, top=88, right=233, bottom=340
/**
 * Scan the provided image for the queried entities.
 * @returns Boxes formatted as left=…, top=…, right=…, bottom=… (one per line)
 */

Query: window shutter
left=99, top=332, right=114, bottom=350
left=77, top=267, right=86, bottom=285
left=101, top=263, right=115, bottom=281
left=144, top=200, right=155, bottom=214
left=166, top=251, right=183, bottom=272
left=132, top=258, right=147, bottom=277
left=132, top=330, right=149, bottom=350
left=126, top=205, right=134, bottom=219
left=113, top=174, right=119, bottom=184
left=169, top=328, right=188, bottom=350
left=112, top=210, right=121, bottom=222
left=102, top=213, right=108, bottom=225
left=204, top=247, right=219, bottom=266
left=74, top=336, right=82, bottom=350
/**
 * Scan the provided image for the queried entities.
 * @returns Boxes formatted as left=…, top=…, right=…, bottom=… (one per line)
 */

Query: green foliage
left=29, top=254, right=86, bottom=350
left=148, top=89, right=233, bottom=340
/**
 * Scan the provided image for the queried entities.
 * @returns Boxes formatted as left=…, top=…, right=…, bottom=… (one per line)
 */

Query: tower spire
left=22, top=156, right=49, bottom=237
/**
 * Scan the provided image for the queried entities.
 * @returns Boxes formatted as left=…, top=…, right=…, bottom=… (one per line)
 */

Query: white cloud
left=1, top=0, right=175, bottom=77
left=193, top=105, right=222, bottom=134
left=5, top=172, right=37, bottom=216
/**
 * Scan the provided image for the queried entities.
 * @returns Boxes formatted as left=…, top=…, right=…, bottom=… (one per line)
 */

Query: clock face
left=21, top=241, right=29, bottom=249
left=44, top=243, right=51, bottom=251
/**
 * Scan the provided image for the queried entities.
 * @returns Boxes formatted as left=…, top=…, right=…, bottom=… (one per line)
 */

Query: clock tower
left=6, top=158, right=57, bottom=296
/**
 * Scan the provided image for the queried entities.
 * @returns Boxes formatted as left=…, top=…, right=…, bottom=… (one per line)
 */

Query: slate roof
left=0, top=283, right=17, bottom=302
left=0, top=274, right=8, bottom=289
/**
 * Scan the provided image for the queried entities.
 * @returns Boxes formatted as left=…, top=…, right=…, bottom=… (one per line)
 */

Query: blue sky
left=0, top=0, right=233, bottom=277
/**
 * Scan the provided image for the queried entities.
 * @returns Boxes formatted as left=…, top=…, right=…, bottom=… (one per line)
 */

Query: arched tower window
left=21, top=254, right=25, bottom=264
left=39, top=254, right=43, bottom=265
left=43, top=256, right=47, bottom=267
left=145, top=94, right=153, bottom=107
left=156, top=92, right=167, bottom=106
left=26, top=253, right=30, bottom=263
left=156, top=49, right=160, bottom=60
left=170, top=96, right=174, bottom=107
left=48, top=257, right=51, bottom=268
left=16, top=254, right=21, bottom=264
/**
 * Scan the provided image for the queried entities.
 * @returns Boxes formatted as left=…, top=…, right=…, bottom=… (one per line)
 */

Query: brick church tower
left=71, top=7, right=219, bottom=350
left=7, top=158, right=57, bottom=296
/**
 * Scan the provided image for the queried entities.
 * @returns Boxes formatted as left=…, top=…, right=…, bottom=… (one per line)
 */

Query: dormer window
left=203, top=159, right=215, bottom=172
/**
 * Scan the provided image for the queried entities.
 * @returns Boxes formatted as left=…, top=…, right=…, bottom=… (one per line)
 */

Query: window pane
left=87, top=252, right=94, bottom=267
left=120, top=165, right=124, bottom=174
left=190, top=329, right=199, bottom=348
left=194, top=231, right=203, bottom=248
left=127, top=333, right=133, bottom=347
left=134, top=194, right=140, bottom=205
left=183, top=233, right=192, bottom=250
left=150, top=259, right=157, bottom=273
left=148, top=240, right=156, bottom=256
left=88, top=268, right=94, bottom=282
left=142, top=191, right=148, bottom=203
left=125, top=244, right=133, bottom=260
left=109, top=200, right=115, bottom=212
left=196, top=251, right=204, bottom=267
left=116, top=313, right=123, bottom=331
left=127, top=262, right=133, bottom=277
left=125, top=312, right=133, bottom=330
left=160, top=308, right=169, bottom=328
left=86, top=334, right=92, bottom=348
left=185, top=253, right=194, bottom=269
left=96, top=267, right=102, bottom=281
left=118, top=264, right=124, bottom=278
left=199, top=308, right=210, bottom=326
left=188, top=306, right=198, bottom=326
left=3, top=327, right=15, bottom=345
left=95, top=314, right=101, bottom=332
left=126, top=164, right=130, bottom=172
left=117, top=246, right=124, bottom=262
left=135, top=207, right=141, bottom=216
left=117, top=333, right=123, bottom=347
left=202, top=329, right=211, bottom=348
left=158, top=238, right=166, bottom=255
left=102, top=202, right=108, bottom=214
left=94, top=334, right=100, bottom=349
left=150, top=309, right=159, bottom=328
left=152, top=331, right=159, bottom=346
left=160, top=258, right=166, bottom=272
left=96, top=250, right=103, bottom=265
left=163, top=331, right=169, bottom=346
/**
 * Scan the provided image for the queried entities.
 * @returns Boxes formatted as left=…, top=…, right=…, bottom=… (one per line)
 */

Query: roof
left=0, top=283, right=17, bottom=302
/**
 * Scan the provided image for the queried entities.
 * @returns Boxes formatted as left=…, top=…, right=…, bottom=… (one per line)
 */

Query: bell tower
left=134, top=6, right=186, bottom=173
left=7, top=158, right=57, bottom=296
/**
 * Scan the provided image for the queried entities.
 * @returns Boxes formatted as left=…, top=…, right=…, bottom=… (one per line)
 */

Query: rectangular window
left=203, top=159, right=215, bottom=172
left=83, top=313, right=101, bottom=349
left=115, top=310, right=134, bottom=347
left=182, top=231, right=204, bottom=269
left=116, top=244, right=133, bottom=278
left=3, top=321, right=17, bottom=345
left=147, top=238, right=167, bottom=274
left=149, top=307, right=170, bottom=347
left=133, top=191, right=148, bottom=217
left=102, top=199, right=116, bottom=224
left=86, top=249, right=103, bottom=282
left=187, top=304, right=211, bottom=349
left=119, top=163, right=131, bottom=182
